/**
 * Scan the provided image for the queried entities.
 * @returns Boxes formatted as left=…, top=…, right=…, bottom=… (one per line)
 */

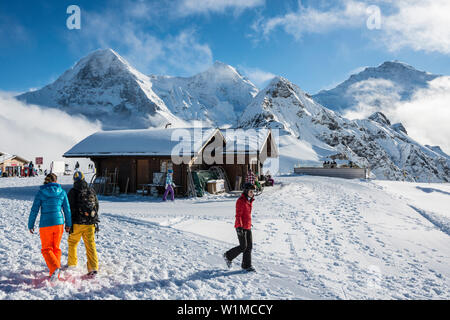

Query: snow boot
left=49, top=268, right=61, bottom=282
left=223, top=253, right=232, bottom=269
left=243, top=266, right=256, bottom=273
left=86, top=270, right=97, bottom=278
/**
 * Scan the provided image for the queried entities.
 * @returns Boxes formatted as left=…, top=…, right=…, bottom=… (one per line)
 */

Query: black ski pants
left=225, top=228, right=252, bottom=269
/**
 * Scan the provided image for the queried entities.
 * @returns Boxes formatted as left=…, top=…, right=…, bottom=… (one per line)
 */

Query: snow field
left=0, top=174, right=449, bottom=299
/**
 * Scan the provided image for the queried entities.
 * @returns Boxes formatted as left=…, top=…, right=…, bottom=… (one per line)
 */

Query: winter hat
left=242, top=182, right=256, bottom=195
left=73, top=171, right=85, bottom=182
left=168, top=169, right=173, bottom=174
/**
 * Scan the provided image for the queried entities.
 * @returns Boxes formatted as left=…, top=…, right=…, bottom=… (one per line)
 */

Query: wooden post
left=124, top=177, right=129, bottom=195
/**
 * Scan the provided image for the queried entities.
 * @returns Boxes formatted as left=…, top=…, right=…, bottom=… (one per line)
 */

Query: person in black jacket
left=66, top=171, right=100, bottom=277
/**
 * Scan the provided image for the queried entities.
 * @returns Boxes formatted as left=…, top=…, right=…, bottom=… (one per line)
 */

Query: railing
left=294, top=167, right=370, bottom=179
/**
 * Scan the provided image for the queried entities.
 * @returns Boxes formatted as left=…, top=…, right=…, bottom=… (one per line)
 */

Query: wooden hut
left=0, top=152, right=29, bottom=177
left=63, top=127, right=278, bottom=196
left=221, top=128, right=278, bottom=190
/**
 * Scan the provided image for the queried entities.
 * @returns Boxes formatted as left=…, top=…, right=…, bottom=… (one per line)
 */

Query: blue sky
left=1, top=0, right=450, bottom=94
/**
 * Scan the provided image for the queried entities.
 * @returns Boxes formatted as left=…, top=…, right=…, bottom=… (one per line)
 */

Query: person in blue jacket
left=28, top=173, right=72, bottom=281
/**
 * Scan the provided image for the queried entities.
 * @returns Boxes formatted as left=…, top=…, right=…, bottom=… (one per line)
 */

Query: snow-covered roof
left=64, top=127, right=278, bottom=159
left=223, top=128, right=278, bottom=156
left=0, top=153, right=29, bottom=164
left=0, top=153, right=13, bottom=163
left=64, top=128, right=221, bottom=157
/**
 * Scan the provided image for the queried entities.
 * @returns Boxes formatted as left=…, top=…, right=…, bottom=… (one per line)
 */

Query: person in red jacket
left=223, top=183, right=256, bottom=272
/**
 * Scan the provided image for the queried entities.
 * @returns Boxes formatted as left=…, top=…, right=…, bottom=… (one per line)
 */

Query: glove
left=236, top=227, right=244, bottom=236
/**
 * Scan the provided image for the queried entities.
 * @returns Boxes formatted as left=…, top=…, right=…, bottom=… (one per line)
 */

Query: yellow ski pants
left=67, top=224, right=98, bottom=272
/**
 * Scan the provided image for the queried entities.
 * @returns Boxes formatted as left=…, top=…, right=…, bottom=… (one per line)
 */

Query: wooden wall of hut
left=91, top=156, right=188, bottom=195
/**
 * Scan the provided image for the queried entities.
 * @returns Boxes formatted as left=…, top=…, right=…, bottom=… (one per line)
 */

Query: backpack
left=77, top=187, right=97, bottom=219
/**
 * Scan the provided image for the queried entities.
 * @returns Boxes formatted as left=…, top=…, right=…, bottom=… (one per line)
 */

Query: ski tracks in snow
left=1, top=175, right=449, bottom=299
left=256, top=176, right=450, bottom=299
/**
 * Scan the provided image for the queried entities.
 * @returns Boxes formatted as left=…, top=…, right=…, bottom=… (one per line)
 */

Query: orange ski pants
left=39, top=224, right=64, bottom=276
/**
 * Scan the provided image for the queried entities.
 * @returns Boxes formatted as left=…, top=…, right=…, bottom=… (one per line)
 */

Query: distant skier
left=67, top=171, right=100, bottom=278
left=28, top=173, right=72, bottom=281
left=163, top=169, right=176, bottom=201
left=223, top=183, right=256, bottom=272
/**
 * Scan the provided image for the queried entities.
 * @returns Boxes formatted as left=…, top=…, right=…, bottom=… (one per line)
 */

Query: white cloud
left=390, top=76, right=450, bottom=154
left=343, top=77, right=450, bottom=154
left=255, top=0, right=450, bottom=55
left=0, top=93, right=101, bottom=169
left=163, top=31, right=213, bottom=76
left=67, top=1, right=213, bottom=76
left=238, top=65, right=275, bottom=88
left=347, top=78, right=402, bottom=111
left=177, top=0, right=265, bottom=16
left=381, top=0, right=450, bottom=54
left=257, top=0, right=368, bottom=39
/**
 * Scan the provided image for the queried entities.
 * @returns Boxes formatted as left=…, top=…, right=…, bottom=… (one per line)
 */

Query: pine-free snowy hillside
left=1, top=175, right=449, bottom=299
left=17, top=49, right=184, bottom=130
left=239, top=77, right=449, bottom=182
left=312, top=61, right=441, bottom=114
left=150, top=61, right=258, bottom=126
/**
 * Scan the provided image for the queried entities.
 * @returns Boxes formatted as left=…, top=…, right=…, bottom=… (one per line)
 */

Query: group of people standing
left=1, top=161, right=38, bottom=178
left=323, top=160, right=337, bottom=168
left=28, top=171, right=100, bottom=281
left=28, top=166, right=265, bottom=280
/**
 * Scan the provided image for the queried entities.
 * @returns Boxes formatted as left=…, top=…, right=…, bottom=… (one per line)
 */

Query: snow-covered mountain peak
left=211, top=60, right=237, bottom=71
left=312, top=60, right=441, bottom=113
left=368, top=111, right=391, bottom=126
left=378, top=60, right=417, bottom=71
left=239, top=74, right=338, bottom=138
left=362, top=60, right=440, bottom=83
left=263, top=76, right=299, bottom=97
left=58, top=48, right=137, bottom=83
left=149, top=60, right=259, bottom=126
left=13, top=49, right=449, bottom=182
left=194, top=60, right=254, bottom=88
left=391, top=122, right=408, bottom=135
left=16, top=48, right=182, bottom=130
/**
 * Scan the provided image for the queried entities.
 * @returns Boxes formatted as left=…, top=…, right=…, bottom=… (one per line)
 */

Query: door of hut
left=137, top=159, right=150, bottom=187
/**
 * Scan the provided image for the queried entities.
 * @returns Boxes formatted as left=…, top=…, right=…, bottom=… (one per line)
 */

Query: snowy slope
left=239, top=77, right=449, bottom=182
left=312, top=61, right=440, bottom=114
left=150, top=61, right=258, bottom=126
left=1, top=174, right=449, bottom=299
left=17, top=49, right=184, bottom=130
left=425, top=145, right=450, bottom=161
